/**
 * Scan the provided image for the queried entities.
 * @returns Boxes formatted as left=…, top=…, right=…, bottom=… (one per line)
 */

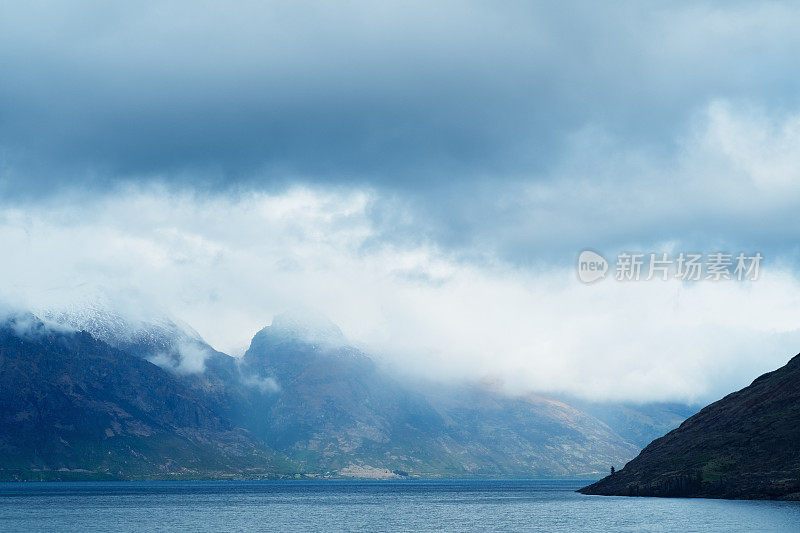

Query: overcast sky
left=2, top=1, right=800, bottom=403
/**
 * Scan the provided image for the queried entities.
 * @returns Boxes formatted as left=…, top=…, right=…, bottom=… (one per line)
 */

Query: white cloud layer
left=1, top=100, right=800, bottom=404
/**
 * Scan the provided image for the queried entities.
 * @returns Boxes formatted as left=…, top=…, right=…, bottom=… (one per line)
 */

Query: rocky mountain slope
left=565, top=399, right=697, bottom=449
left=0, top=314, right=293, bottom=481
left=579, top=353, right=800, bottom=500
left=420, top=384, right=639, bottom=477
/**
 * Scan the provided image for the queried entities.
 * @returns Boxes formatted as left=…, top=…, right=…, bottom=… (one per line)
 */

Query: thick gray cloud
left=2, top=1, right=799, bottom=189
left=3, top=1, right=800, bottom=267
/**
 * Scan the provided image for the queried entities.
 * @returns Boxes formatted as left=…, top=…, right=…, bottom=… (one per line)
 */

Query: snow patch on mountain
left=29, top=286, right=214, bottom=374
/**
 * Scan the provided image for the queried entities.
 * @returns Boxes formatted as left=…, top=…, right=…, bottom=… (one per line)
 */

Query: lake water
left=1, top=479, right=799, bottom=532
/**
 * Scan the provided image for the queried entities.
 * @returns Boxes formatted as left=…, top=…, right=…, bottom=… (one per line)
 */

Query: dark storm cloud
left=0, top=1, right=564, bottom=190
left=2, top=1, right=800, bottom=265
left=0, top=1, right=791, bottom=186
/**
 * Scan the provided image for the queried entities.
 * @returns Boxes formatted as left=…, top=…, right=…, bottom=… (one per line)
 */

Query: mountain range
left=0, top=305, right=694, bottom=481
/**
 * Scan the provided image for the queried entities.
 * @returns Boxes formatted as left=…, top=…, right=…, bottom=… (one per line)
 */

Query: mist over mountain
left=266, top=308, right=346, bottom=348
left=43, top=304, right=214, bottom=374
left=0, top=303, right=694, bottom=480
left=563, top=399, right=698, bottom=450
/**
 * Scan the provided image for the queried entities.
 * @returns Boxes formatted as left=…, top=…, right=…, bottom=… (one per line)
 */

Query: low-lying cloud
left=2, top=99, right=800, bottom=404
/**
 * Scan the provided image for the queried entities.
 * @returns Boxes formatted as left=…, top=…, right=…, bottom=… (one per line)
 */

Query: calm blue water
left=1, top=479, right=799, bottom=532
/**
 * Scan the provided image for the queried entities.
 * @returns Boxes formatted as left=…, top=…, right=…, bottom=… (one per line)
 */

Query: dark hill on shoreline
left=579, top=353, right=800, bottom=500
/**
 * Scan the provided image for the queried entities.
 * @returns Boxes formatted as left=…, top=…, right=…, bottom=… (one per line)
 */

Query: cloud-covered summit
left=266, top=308, right=346, bottom=348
